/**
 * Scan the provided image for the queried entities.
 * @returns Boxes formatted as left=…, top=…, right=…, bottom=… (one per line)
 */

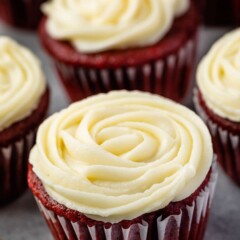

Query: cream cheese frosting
left=197, top=29, right=240, bottom=122
left=0, top=37, right=46, bottom=131
left=42, top=0, right=190, bottom=53
left=30, top=91, right=213, bottom=223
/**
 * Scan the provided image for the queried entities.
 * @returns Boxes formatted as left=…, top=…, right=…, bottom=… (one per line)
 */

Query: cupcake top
left=0, top=37, right=46, bottom=131
left=197, top=29, right=240, bottom=122
left=30, top=91, right=213, bottom=223
left=42, top=0, right=190, bottom=53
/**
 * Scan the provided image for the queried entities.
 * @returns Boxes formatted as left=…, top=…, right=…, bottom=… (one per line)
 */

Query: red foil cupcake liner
left=33, top=161, right=217, bottom=240
left=0, top=0, right=45, bottom=29
left=54, top=35, right=196, bottom=103
left=194, top=89, right=240, bottom=186
left=0, top=129, right=36, bottom=205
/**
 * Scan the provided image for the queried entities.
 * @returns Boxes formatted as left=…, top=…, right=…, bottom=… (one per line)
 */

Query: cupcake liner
left=34, top=161, right=217, bottom=240
left=194, top=89, right=240, bottom=186
left=0, top=129, right=36, bottom=205
left=0, top=0, right=45, bottom=29
left=54, top=35, right=197, bottom=103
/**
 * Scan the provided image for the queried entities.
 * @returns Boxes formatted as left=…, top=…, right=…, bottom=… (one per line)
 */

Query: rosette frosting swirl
left=42, top=0, right=190, bottom=53
left=30, top=91, right=212, bottom=222
left=197, top=29, right=240, bottom=122
left=0, top=37, right=46, bottom=131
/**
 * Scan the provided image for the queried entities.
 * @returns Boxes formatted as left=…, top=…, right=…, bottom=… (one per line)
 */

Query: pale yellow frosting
left=42, top=0, right=190, bottom=53
left=30, top=91, right=213, bottom=223
left=0, top=37, right=46, bottom=131
left=197, top=29, right=240, bottom=122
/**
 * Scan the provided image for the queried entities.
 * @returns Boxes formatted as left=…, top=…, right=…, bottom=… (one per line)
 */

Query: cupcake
left=39, top=0, right=199, bottom=103
left=0, top=37, right=49, bottom=205
left=0, top=0, right=46, bottom=29
left=194, top=29, right=240, bottom=185
left=193, top=0, right=240, bottom=26
left=28, top=91, right=216, bottom=240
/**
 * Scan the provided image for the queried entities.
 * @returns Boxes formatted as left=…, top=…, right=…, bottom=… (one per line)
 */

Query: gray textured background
left=0, top=23, right=239, bottom=240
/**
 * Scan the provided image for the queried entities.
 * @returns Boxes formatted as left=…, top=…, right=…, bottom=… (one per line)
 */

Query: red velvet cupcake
left=193, top=0, right=240, bottom=26
left=0, top=37, right=49, bottom=205
left=39, top=0, right=199, bottom=103
left=194, top=29, right=240, bottom=185
left=28, top=91, right=216, bottom=240
left=0, top=0, right=46, bottom=29
left=191, top=0, right=205, bottom=13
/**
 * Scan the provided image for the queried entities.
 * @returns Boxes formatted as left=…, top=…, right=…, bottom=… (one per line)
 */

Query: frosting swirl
left=30, top=91, right=212, bottom=222
left=197, top=29, right=240, bottom=122
left=0, top=37, right=46, bottom=131
left=42, top=0, right=190, bottom=53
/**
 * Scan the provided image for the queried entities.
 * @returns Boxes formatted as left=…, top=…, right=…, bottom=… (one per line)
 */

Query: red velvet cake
left=39, top=1, right=199, bottom=103
left=194, top=89, right=240, bottom=186
left=194, top=29, right=240, bottom=186
left=0, top=0, right=46, bottom=29
left=0, top=37, right=49, bottom=205
left=0, top=89, right=49, bottom=205
left=28, top=91, right=216, bottom=240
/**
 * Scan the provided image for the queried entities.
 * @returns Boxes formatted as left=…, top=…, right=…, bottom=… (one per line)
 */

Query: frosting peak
left=0, top=37, right=46, bottom=131
left=30, top=91, right=212, bottom=223
left=43, top=0, right=190, bottom=53
left=197, top=29, right=240, bottom=122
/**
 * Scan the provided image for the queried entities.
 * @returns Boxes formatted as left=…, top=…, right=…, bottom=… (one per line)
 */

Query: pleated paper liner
left=194, top=89, right=240, bottom=186
left=0, top=129, right=36, bottom=205
left=0, top=0, right=45, bottom=29
left=54, top=35, right=196, bottom=103
left=29, top=160, right=217, bottom=240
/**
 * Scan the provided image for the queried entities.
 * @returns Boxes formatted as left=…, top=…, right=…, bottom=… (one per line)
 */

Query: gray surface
left=0, top=23, right=239, bottom=240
